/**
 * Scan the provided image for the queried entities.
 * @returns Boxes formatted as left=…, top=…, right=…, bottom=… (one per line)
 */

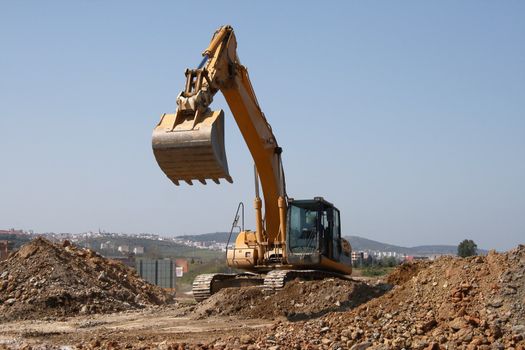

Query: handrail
left=225, top=202, right=244, bottom=260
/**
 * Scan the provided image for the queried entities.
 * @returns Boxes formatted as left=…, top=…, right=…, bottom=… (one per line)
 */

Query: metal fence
left=135, top=258, right=176, bottom=289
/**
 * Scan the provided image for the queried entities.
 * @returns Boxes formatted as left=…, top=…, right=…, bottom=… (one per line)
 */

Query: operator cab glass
left=288, top=202, right=320, bottom=254
left=287, top=198, right=342, bottom=260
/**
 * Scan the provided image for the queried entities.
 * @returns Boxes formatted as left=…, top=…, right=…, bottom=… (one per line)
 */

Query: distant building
left=100, top=241, right=115, bottom=250
left=117, top=245, right=129, bottom=253
left=351, top=251, right=365, bottom=265
left=175, top=266, right=184, bottom=277
left=175, top=258, right=189, bottom=273
left=133, top=246, right=144, bottom=255
left=404, top=256, right=430, bottom=262
left=0, top=229, right=25, bottom=236
left=0, top=240, right=9, bottom=261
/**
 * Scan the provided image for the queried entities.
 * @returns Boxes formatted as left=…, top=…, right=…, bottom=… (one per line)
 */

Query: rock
left=97, top=271, right=107, bottom=281
left=450, top=317, right=467, bottom=331
left=425, top=342, right=440, bottom=350
left=350, top=341, right=372, bottom=350
left=418, top=318, right=437, bottom=333
left=491, top=324, right=503, bottom=339
left=488, top=298, right=504, bottom=308
left=512, top=325, right=525, bottom=334
left=240, top=335, right=253, bottom=344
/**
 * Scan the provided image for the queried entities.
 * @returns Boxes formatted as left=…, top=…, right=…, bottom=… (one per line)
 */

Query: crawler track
left=263, top=270, right=353, bottom=290
left=192, top=273, right=264, bottom=302
left=193, top=270, right=352, bottom=302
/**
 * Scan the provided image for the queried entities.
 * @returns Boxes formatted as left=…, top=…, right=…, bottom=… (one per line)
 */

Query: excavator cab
left=286, top=197, right=352, bottom=273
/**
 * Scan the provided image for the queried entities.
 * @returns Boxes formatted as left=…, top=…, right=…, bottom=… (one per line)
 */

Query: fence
left=135, top=258, right=176, bottom=289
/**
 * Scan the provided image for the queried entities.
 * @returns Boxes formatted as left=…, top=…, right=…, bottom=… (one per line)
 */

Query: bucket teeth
left=152, top=109, right=232, bottom=185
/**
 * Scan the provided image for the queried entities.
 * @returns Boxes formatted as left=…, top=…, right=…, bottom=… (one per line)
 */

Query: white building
left=118, top=245, right=129, bottom=253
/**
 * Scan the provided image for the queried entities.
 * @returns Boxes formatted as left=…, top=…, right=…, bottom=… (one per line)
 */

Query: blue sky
left=0, top=1, right=523, bottom=250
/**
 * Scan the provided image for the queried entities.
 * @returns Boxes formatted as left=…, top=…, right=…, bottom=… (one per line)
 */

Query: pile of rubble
left=0, top=238, right=173, bottom=321
left=386, top=260, right=432, bottom=285
left=193, top=278, right=387, bottom=320
left=150, top=246, right=525, bottom=350
left=239, top=245, right=525, bottom=350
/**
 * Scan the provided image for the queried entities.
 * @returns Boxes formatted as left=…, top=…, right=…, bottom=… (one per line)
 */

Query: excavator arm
left=152, top=26, right=286, bottom=245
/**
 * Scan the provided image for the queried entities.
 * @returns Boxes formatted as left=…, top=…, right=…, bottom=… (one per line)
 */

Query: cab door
left=331, top=209, right=342, bottom=261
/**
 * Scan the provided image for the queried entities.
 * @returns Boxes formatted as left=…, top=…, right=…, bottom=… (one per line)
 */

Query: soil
left=0, top=304, right=272, bottom=350
left=241, top=245, right=525, bottom=350
left=0, top=238, right=174, bottom=322
left=1, top=240, right=525, bottom=350
left=192, top=278, right=389, bottom=321
left=386, top=260, right=432, bottom=285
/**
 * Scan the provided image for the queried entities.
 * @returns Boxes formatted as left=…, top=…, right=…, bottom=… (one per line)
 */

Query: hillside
left=178, top=232, right=485, bottom=256
left=80, top=236, right=223, bottom=261
left=409, top=244, right=459, bottom=255
left=346, top=235, right=413, bottom=254
left=346, top=235, right=487, bottom=256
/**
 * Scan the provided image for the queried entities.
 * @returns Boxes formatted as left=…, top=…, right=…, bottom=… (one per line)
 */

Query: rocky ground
left=204, top=246, right=525, bottom=350
left=192, top=278, right=388, bottom=321
left=0, top=238, right=174, bottom=321
left=1, top=239, right=524, bottom=350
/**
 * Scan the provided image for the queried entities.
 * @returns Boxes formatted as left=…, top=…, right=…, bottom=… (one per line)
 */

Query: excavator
left=152, top=25, right=352, bottom=301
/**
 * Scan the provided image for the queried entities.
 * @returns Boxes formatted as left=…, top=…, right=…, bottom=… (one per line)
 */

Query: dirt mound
left=0, top=238, right=174, bottom=321
left=387, top=260, right=432, bottom=285
left=242, top=245, right=525, bottom=349
left=192, top=278, right=388, bottom=320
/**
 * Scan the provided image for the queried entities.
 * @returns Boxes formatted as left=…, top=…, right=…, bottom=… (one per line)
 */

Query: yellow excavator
left=152, top=25, right=352, bottom=301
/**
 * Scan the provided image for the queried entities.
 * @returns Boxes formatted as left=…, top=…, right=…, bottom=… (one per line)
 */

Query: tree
left=457, top=239, right=478, bottom=257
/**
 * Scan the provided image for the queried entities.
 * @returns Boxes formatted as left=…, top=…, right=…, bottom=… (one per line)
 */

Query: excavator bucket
left=152, top=109, right=232, bottom=185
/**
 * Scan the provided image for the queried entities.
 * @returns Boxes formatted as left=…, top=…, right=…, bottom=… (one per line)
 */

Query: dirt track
left=0, top=303, right=273, bottom=349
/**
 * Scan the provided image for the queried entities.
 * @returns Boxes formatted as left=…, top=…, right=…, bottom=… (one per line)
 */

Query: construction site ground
left=0, top=303, right=273, bottom=349
left=1, top=238, right=525, bottom=349
left=0, top=278, right=385, bottom=349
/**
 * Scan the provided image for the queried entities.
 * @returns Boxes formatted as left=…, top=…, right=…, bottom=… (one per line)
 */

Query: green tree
left=457, top=239, right=478, bottom=257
